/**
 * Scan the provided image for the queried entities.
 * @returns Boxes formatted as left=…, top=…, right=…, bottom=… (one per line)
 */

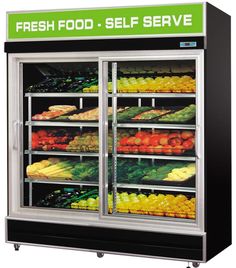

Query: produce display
left=36, top=188, right=99, bottom=209
left=117, top=130, right=195, bottom=155
left=27, top=157, right=195, bottom=184
left=112, top=107, right=152, bottom=121
left=132, top=109, right=171, bottom=120
left=66, top=129, right=134, bottom=153
left=31, top=104, right=195, bottom=123
left=27, top=158, right=99, bottom=181
left=31, top=129, right=135, bottom=152
left=68, top=107, right=105, bottom=121
left=36, top=188, right=195, bottom=219
left=67, top=107, right=125, bottom=121
left=26, top=67, right=98, bottom=93
left=32, top=105, right=77, bottom=120
left=118, top=63, right=194, bottom=75
left=158, top=104, right=196, bottom=123
left=107, top=192, right=196, bottom=219
left=83, top=75, right=196, bottom=93
left=32, top=129, right=75, bottom=151
left=163, top=163, right=195, bottom=182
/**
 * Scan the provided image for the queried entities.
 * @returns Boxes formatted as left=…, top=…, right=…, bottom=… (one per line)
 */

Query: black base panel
left=5, top=37, right=204, bottom=53
left=7, top=220, right=203, bottom=261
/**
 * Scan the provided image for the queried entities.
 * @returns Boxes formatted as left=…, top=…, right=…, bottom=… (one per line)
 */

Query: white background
left=0, top=0, right=234, bottom=267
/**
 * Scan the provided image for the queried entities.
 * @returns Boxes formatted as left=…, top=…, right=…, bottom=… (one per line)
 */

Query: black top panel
left=5, top=37, right=204, bottom=53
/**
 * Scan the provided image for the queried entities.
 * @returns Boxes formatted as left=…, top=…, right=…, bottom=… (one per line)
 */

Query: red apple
left=181, top=131, right=194, bottom=140
left=182, top=140, right=194, bottom=150
left=168, top=133, right=181, bottom=139
left=169, top=137, right=183, bottom=147
left=159, top=135, right=169, bottom=145
left=162, top=145, right=173, bottom=155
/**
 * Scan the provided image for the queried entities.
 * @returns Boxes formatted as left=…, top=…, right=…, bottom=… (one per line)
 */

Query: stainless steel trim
left=25, top=121, right=98, bottom=127
left=116, top=184, right=196, bottom=193
left=99, top=61, right=109, bottom=217
left=195, top=51, right=205, bottom=232
left=25, top=93, right=98, bottom=98
left=112, top=62, right=118, bottom=214
left=202, top=233, right=207, bottom=262
left=116, top=123, right=196, bottom=130
left=117, top=154, right=196, bottom=161
left=12, top=120, right=20, bottom=150
left=24, top=150, right=99, bottom=157
left=25, top=92, right=196, bottom=98
left=6, top=240, right=205, bottom=263
left=25, top=178, right=98, bottom=187
left=112, top=212, right=195, bottom=223
left=110, top=93, right=196, bottom=98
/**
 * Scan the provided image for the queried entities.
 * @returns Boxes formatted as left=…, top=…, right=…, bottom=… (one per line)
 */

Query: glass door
left=100, top=57, right=201, bottom=224
left=22, top=61, right=100, bottom=212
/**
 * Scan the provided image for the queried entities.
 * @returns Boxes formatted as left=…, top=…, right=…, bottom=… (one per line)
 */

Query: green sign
left=7, top=4, right=204, bottom=41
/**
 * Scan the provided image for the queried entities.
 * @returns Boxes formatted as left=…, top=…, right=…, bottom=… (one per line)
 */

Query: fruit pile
left=27, top=158, right=73, bottom=179
left=32, top=129, right=74, bottom=151
left=83, top=75, right=196, bottom=93
left=163, top=163, right=195, bottom=182
left=158, top=104, right=196, bottom=123
left=118, top=63, right=194, bottom=75
left=37, top=188, right=99, bottom=209
left=141, top=162, right=195, bottom=183
left=27, top=158, right=195, bottom=184
left=66, top=131, right=100, bottom=153
left=117, top=130, right=195, bottom=155
left=36, top=188, right=195, bottom=219
left=133, top=109, right=171, bottom=120
left=107, top=192, right=196, bottom=219
left=32, top=105, right=77, bottom=120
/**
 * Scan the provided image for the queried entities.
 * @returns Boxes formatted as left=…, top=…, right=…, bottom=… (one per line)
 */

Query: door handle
left=13, top=120, right=20, bottom=150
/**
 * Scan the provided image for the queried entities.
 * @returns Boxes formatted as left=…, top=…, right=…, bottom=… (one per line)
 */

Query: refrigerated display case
left=5, top=3, right=231, bottom=267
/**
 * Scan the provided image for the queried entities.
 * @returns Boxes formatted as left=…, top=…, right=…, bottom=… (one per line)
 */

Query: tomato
left=32, top=133, right=39, bottom=141
left=139, top=145, right=147, bottom=153
left=150, top=136, right=160, bottom=146
left=37, top=130, right=48, bottom=137
left=130, top=146, right=139, bottom=153
left=135, top=131, right=149, bottom=139
left=119, top=137, right=129, bottom=146
left=141, top=136, right=151, bottom=146
left=127, top=137, right=136, bottom=146
left=146, top=146, right=154, bottom=154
